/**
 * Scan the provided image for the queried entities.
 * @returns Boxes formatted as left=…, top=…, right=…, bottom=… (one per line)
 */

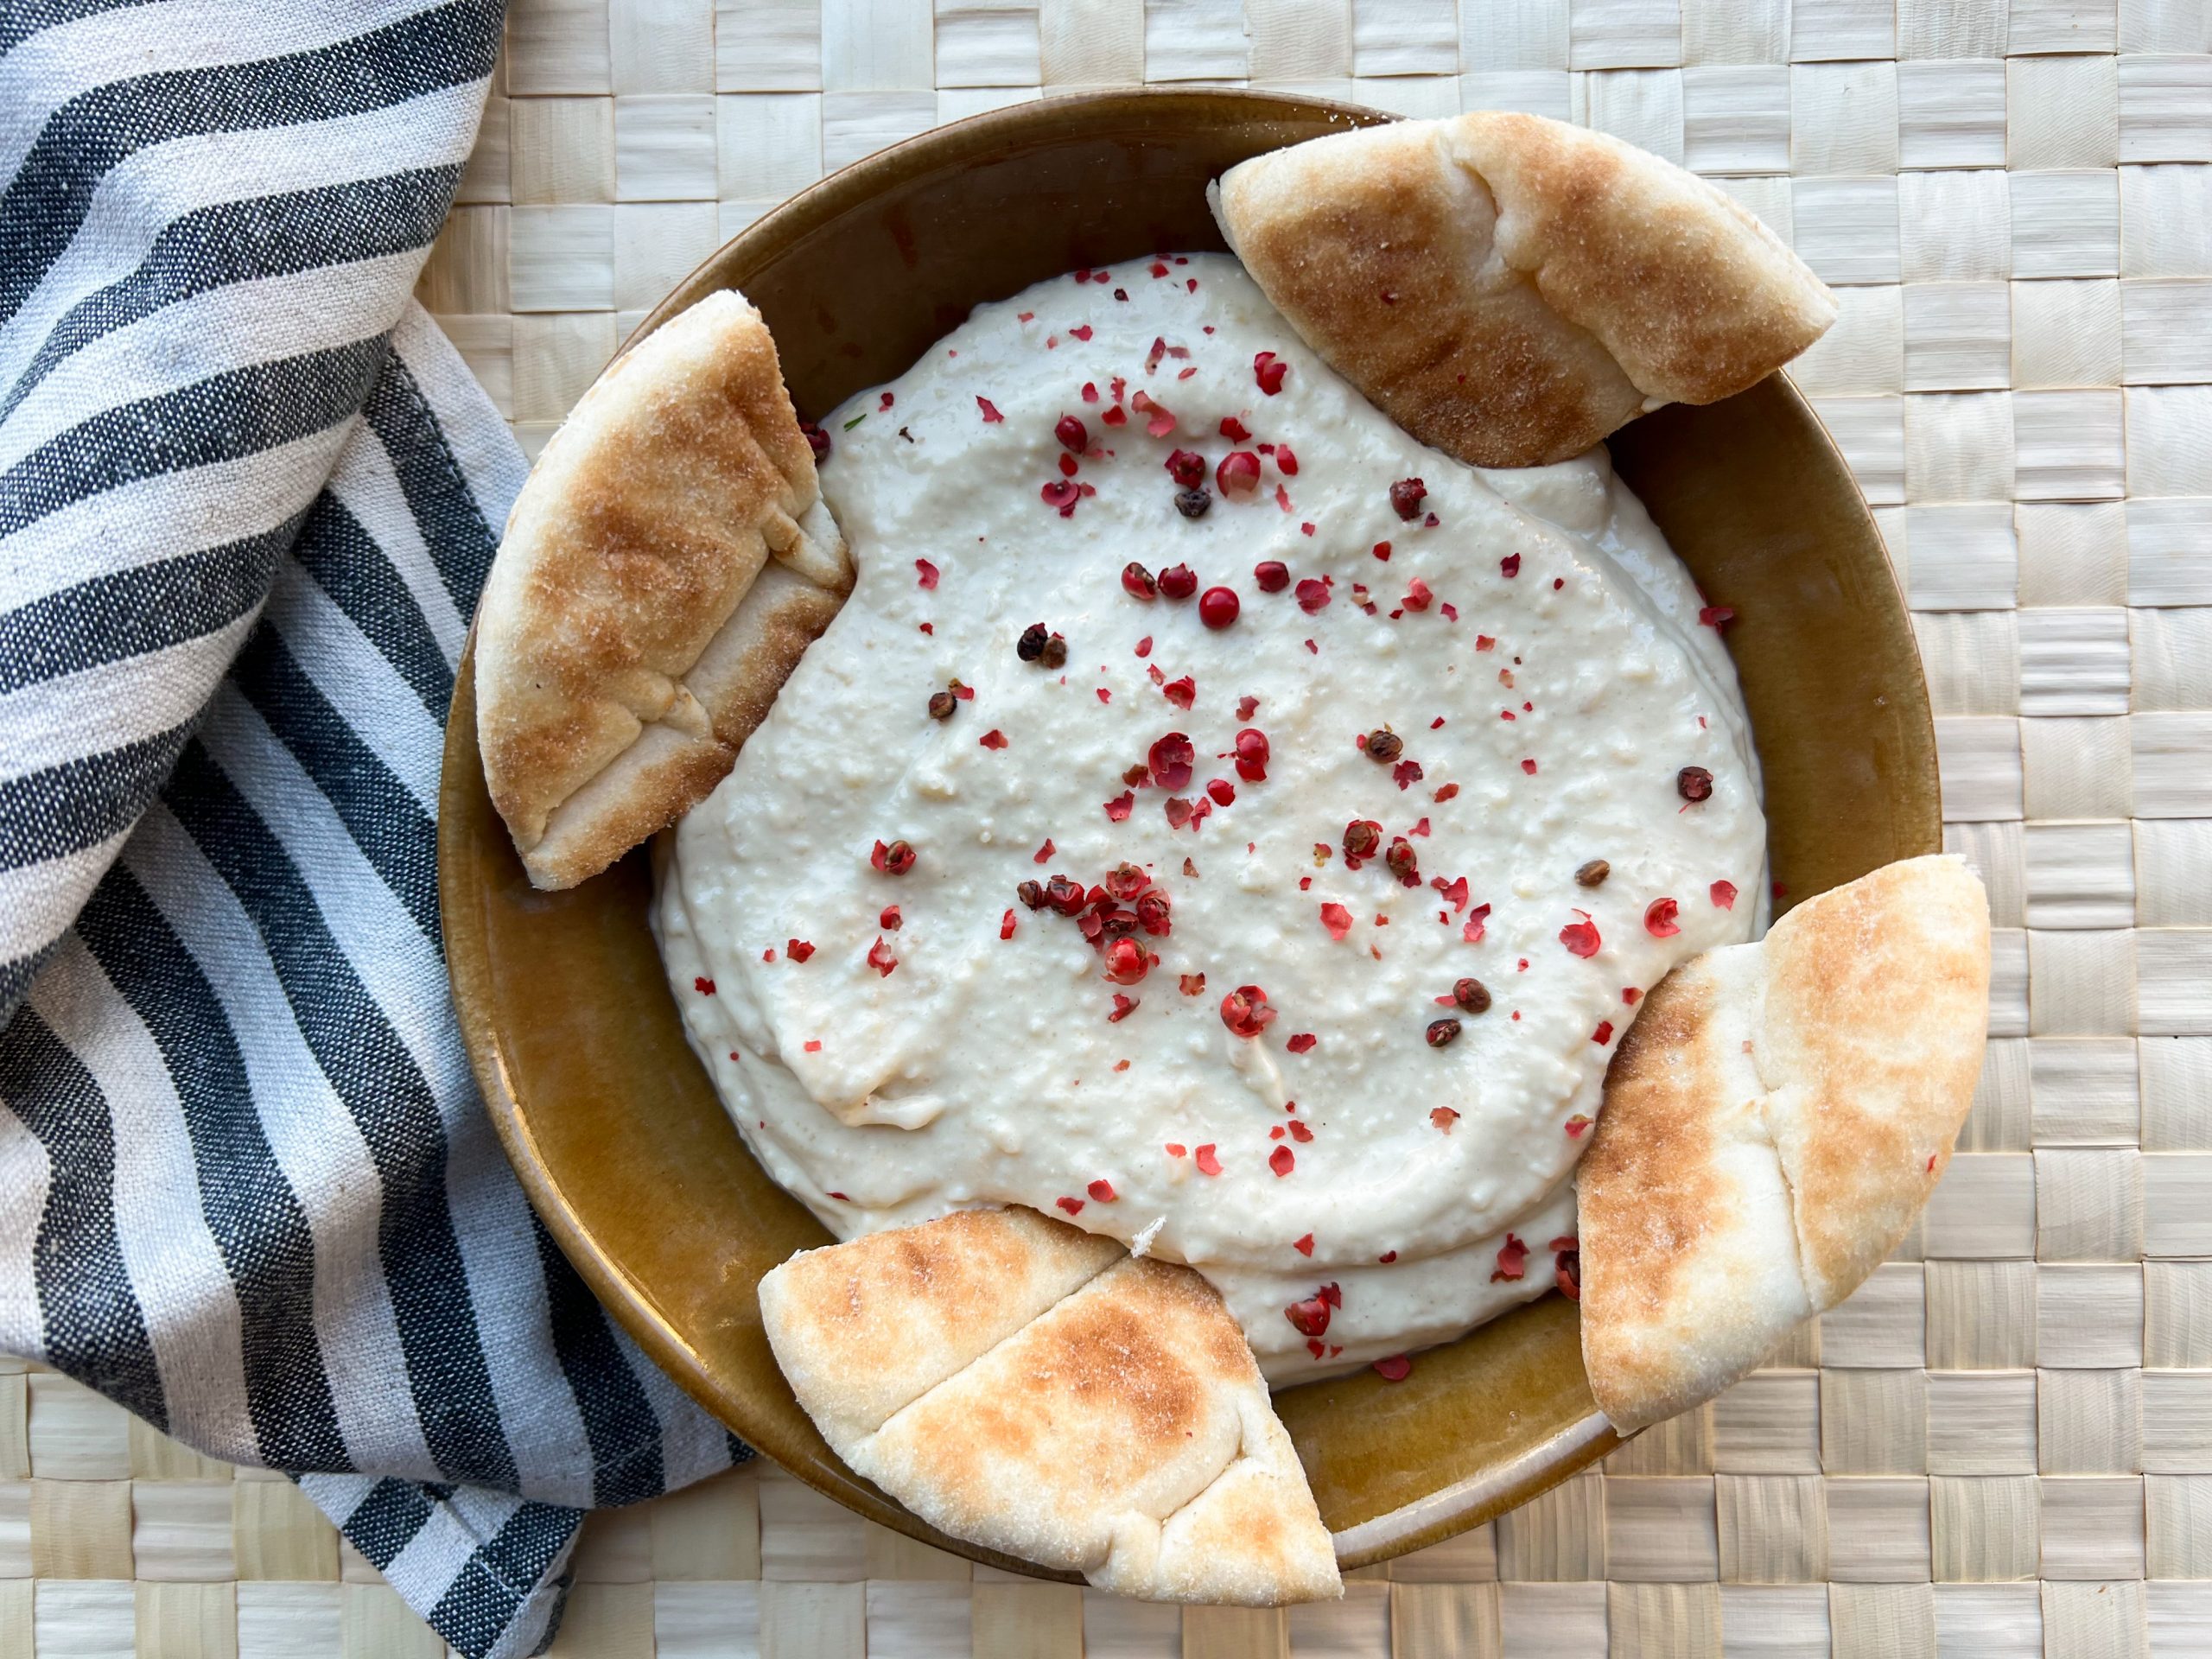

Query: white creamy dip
left=657, top=255, right=1766, bottom=1382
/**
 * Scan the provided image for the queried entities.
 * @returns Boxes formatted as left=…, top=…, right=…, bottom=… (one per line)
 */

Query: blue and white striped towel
left=0, top=3, right=749, bottom=1654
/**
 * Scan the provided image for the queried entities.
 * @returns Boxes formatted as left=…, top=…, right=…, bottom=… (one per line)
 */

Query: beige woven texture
left=26, top=0, right=2212, bottom=1653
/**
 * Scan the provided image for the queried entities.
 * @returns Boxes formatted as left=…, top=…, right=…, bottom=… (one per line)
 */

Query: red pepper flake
left=1165, top=1142, right=1185, bottom=1157
left=1029, top=838, right=1054, bottom=866
left=1404, top=577, right=1433, bottom=613
left=1294, top=578, right=1331, bottom=614
left=1219, top=415, right=1250, bottom=442
left=976, top=397, right=1003, bottom=423
left=1565, top=1115, right=1591, bottom=1137
left=1268, top=1145, right=1296, bottom=1178
left=1055, top=1196, right=1084, bottom=1216
left=1317, top=902, right=1354, bottom=942
left=979, top=728, right=1007, bottom=750
left=1560, top=910, right=1601, bottom=957
left=1589, top=1020, right=1616, bottom=1047
left=1000, top=908, right=1016, bottom=940
left=1109, top=993, right=1140, bottom=1022
left=1378, top=1250, right=1398, bottom=1264
left=1084, top=1179, right=1118, bottom=1205
left=1278, top=446, right=1300, bottom=475
left=1711, top=879, right=1738, bottom=910
left=1372, top=1355, right=1411, bottom=1382
left=1643, top=897, right=1681, bottom=938
left=1286, top=1033, right=1317, bottom=1055
left=1491, top=1234, right=1529, bottom=1283
left=1462, top=903, right=1491, bottom=944
left=914, top=559, right=939, bottom=589
left=1927, top=1153, right=1938, bottom=1173
left=1101, top=405, right=1127, bottom=427
left=1096, top=687, right=1111, bottom=704
left=1071, top=323, right=1093, bottom=340
left=761, top=948, right=777, bottom=962
left=784, top=938, right=818, bottom=963
left=804, top=1039, right=823, bottom=1053
left=1254, top=351, right=1287, bottom=394
left=1500, top=554, right=1522, bottom=578
left=1080, top=381, right=1099, bottom=403
left=1131, top=390, right=1176, bottom=437
left=1103, top=791, right=1135, bottom=821
left=1432, top=875, right=1468, bottom=912
left=694, top=976, right=716, bottom=995
left=1623, top=987, right=1643, bottom=1005
left=1290, top=1234, right=1315, bottom=1257
left=1433, top=783, right=1461, bottom=803
left=1518, top=758, right=1538, bottom=776
left=1700, top=605, right=1736, bottom=630
left=1194, top=1144, right=1222, bottom=1175
left=1220, top=984, right=1276, bottom=1039
left=1392, top=759, right=1424, bottom=791
left=1273, top=484, right=1292, bottom=513
left=866, top=938, right=898, bottom=977
left=918, top=622, right=933, bottom=634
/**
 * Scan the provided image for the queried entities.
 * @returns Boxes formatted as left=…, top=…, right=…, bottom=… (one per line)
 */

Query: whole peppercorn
left=1165, top=448, right=1208, bottom=489
left=1016, top=880, right=1046, bottom=910
left=1677, top=766, right=1715, bottom=802
left=1385, top=838, right=1418, bottom=880
left=1159, top=563, right=1198, bottom=601
left=1045, top=875, right=1086, bottom=915
left=1174, top=487, right=1211, bottom=518
left=1389, top=478, right=1427, bottom=520
left=1016, top=622, right=1049, bottom=661
left=1040, top=632, right=1068, bottom=670
left=1365, top=729, right=1404, bottom=763
left=927, top=690, right=957, bottom=720
left=1575, top=859, right=1611, bottom=887
left=1344, top=820, right=1382, bottom=859
left=1452, top=977, right=1491, bottom=1014
left=1426, top=1017, right=1462, bottom=1048
left=1054, top=415, right=1088, bottom=452
left=1198, top=587, right=1241, bottom=629
left=1254, top=560, right=1289, bottom=592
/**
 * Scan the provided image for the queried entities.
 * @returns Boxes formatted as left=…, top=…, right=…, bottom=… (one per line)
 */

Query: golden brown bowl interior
left=439, top=88, right=1939, bottom=1573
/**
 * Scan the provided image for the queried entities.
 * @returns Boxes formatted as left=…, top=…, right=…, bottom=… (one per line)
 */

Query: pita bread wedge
left=1211, top=112, right=1836, bottom=467
left=760, top=1209, right=1341, bottom=1605
left=475, top=289, right=852, bottom=889
left=1578, top=855, right=1989, bottom=1433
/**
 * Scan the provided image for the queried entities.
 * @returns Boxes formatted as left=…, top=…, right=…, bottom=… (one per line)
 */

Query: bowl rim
left=445, top=84, right=1934, bottom=1573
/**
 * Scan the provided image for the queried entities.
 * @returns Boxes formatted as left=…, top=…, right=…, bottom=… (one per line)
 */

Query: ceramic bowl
left=439, top=87, right=1938, bottom=1575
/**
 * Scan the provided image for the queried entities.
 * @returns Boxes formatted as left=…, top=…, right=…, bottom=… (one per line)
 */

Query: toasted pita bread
left=1211, top=112, right=1836, bottom=467
left=474, top=289, right=852, bottom=889
left=760, top=1209, right=1342, bottom=1605
left=1577, top=855, right=1989, bottom=1433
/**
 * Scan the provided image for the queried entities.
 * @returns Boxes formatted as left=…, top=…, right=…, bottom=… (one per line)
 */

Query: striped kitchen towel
left=0, top=3, right=748, bottom=1656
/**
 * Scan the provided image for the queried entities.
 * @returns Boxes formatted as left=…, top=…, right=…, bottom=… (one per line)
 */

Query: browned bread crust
left=474, top=289, right=852, bottom=889
left=760, top=1209, right=1342, bottom=1605
left=1578, top=856, right=1989, bottom=1432
left=1212, top=112, right=1836, bottom=467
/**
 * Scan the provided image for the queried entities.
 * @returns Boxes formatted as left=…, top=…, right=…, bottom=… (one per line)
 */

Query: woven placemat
left=19, top=0, right=2212, bottom=1653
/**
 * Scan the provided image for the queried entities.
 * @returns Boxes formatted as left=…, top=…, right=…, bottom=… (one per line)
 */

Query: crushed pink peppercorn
left=1372, top=1355, right=1411, bottom=1382
left=976, top=397, right=1003, bottom=423
left=1644, top=897, right=1681, bottom=937
left=1560, top=910, right=1601, bottom=957
left=1254, top=351, right=1287, bottom=394
left=1711, top=879, right=1738, bottom=909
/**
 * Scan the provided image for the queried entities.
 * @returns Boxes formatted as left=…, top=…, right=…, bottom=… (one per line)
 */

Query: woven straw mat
left=16, top=0, right=2212, bottom=1654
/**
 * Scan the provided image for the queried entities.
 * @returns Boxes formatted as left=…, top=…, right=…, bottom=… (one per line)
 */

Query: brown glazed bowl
left=440, top=89, right=1939, bottom=1575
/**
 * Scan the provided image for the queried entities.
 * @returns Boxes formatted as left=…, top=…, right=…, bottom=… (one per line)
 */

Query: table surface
left=16, top=0, right=2212, bottom=1654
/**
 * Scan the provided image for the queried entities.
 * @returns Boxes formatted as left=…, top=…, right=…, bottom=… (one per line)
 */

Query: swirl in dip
left=656, top=255, right=1765, bottom=1381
